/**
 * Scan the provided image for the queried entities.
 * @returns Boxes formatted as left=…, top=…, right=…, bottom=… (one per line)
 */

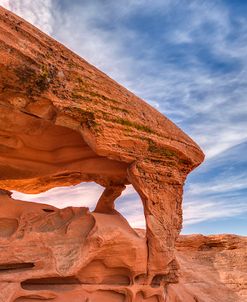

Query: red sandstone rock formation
left=0, top=191, right=149, bottom=301
left=170, top=234, right=247, bottom=302
left=0, top=192, right=246, bottom=301
left=0, top=6, right=215, bottom=302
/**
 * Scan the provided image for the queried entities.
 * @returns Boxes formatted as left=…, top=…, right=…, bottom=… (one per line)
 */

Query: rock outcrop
left=0, top=191, right=150, bottom=302
left=0, top=193, right=246, bottom=301
left=169, top=234, right=247, bottom=302
left=0, top=6, right=210, bottom=302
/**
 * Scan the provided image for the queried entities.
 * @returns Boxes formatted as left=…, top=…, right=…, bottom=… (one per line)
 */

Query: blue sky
left=2, top=0, right=247, bottom=235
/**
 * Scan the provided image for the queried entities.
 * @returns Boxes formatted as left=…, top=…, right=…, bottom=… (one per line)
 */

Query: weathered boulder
left=0, top=6, right=205, bottom=301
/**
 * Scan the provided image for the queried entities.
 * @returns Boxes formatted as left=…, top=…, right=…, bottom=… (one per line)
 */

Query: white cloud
left=1, top=0, right=54, bottom=34
left=186, top=173, right=247, bottom=196
left=12, top=183, right=104, bottom=209
left=0, top=0, right=10, bottom=9
left=116, top=185, right=145, bottom=228
left=183, top=200, right=247, bottom=225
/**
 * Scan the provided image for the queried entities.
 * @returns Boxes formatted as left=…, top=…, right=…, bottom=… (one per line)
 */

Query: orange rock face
left=0, top=6, right=207, bottom=302
left=0, top=191, right=149, bottom=301
left=169, top=234, right=247, bottom=302
left=1, top=194, right=246, bottom=302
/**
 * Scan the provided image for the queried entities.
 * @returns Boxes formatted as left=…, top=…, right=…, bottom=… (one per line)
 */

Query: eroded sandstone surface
left=171, top=234, right=247, bottom=302
left=0, top=191, right=150, bottom=302
left=0, top=6, right=226, bottom=302
left=0, top=192, right=246, bottom=302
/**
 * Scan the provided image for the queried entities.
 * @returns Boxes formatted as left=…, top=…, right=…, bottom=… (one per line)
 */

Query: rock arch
left=0, top=6, right=204, bottom=301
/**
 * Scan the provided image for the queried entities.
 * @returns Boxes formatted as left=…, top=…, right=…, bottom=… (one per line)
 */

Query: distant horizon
left=2, top=0, right=247, bottom=235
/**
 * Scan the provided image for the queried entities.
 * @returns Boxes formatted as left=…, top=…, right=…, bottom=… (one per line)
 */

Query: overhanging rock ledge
left=0, top=6, right=205, bottom=302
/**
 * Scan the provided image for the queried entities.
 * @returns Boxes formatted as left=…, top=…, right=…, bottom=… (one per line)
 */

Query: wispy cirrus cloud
left=12, top=182, right=104, bottom=209
left=115, top=185, right=145, bottom=228
left=183, top=141, right=247, bottom=230
left=183, top=200, right=247, bottom=226
left=1, top=0, right=54, bottom=34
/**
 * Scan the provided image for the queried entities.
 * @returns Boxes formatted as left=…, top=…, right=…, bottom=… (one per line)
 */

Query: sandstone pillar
left=94, top=184, right=126, bottom=213
left=128, top=160, right=187, bottom=285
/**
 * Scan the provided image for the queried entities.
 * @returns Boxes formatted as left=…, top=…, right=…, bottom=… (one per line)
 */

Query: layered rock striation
left=0, top=6, right=220, bottom=302
left=170, top=234, right=247, bottom=302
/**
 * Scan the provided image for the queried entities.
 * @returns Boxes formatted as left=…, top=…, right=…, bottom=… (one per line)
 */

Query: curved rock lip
left=0, top=6, right=204, bottom=172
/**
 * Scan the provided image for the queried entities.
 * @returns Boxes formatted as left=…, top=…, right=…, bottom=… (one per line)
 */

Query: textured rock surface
left=0, top=6, right=207, bottom=301
left=0, top=193, right=246, bottom=302
left=169, top=234, right=247, bottom=302
left=0, top=192, right=153, bottom=302
left=0, top=4, right=204, bottom=285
